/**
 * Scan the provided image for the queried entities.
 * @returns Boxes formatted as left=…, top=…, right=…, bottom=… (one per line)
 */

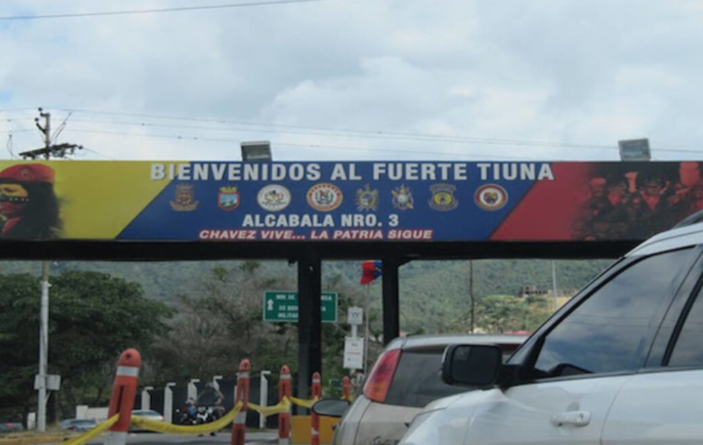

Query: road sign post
left=263, top=291, right=338, bottom=323
left=345, top=307, right=364, bottom=371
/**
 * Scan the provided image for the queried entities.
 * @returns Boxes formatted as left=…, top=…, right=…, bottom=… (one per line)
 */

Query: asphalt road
left=86, top=432, right=277, bottom=445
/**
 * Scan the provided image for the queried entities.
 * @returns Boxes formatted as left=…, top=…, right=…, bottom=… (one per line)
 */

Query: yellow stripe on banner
left=56, top=161, right=183, bottom=239
left=289, top=396, right=319, bottom=409
left=249, top=397, right=291, bottom=417
left=130, top=402, right=242, bottom=435
left=61, top=414, right=119, bottom=445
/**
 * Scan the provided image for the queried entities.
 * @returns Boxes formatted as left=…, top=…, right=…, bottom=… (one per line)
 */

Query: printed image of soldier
left=0, top=164, right=61, bottom=239
left=665, top=162, right=703, bottom=221
left=577, top=177, right=614, bottom=240
left=597, top=177, right=638, bottom=239
left=626, top=176, right=675, bottom=239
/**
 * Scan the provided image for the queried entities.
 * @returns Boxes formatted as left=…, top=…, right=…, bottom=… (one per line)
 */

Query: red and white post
left=342, top=376, right=351, bottom=401
left=231, top=359, right=251, bottom=445
left=311, top=372, right=322, bottom=445
left=278, top=365, right=292, bottom=445
left=104, top=349, right=141, bottom=445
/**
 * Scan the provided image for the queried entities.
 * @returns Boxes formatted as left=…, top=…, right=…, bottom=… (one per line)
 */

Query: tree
left=149, top=263, right=373, bottom=395
left=150, top=262, right=298, bottom=382
left=0, top=271, right=172, bottom=422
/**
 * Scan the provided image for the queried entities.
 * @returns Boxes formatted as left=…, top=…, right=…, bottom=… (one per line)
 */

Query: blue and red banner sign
left=0, top=160, right=699, bottom=242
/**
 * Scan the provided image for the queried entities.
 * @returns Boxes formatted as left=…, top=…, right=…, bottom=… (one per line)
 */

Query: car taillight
left=363, top=349, right=401, bottom=403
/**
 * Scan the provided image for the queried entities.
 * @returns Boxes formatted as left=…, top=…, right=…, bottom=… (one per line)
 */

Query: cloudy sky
left=0, top=0, right=702, bottom=162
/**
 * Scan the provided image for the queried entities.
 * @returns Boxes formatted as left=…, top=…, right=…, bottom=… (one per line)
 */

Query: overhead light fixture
left=241, top=141, right=272, bottom=161
left=618, top=139, right=651, bottom=161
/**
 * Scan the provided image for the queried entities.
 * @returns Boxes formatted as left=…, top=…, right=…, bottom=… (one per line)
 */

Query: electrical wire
left=0, top=0, right=332, bottom=21
left=51, top=112, right=73, bottom=143
left=58, top=108, right=703, bottom=155
left=66, top=117, right=619, bottom=151
left=61, top=108, right=617, bottom=150
left=82, top=147, right=118, bottom=160
left=0, top=129, right=35, bottom=134
left=6, top=133, right=15, bottom=159
left=63, top=128, right=545, bottom=160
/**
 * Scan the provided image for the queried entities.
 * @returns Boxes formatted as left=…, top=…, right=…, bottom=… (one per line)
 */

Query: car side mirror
left=442, top=344, right=502, bottom=386
left=311, top=399, right=350, bottom=418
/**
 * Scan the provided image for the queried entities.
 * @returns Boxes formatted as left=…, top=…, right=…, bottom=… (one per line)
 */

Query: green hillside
left=0, top=258, right=613, bottom=334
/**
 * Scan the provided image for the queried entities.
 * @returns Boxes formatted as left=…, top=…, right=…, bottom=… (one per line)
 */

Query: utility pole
left=19, top=108, right=82, bottom=160
left=27, top=108, right=82, bottom=431
left=469, top=261, right=475, bottom=333
left=552, top=261, right=559, bottom=312
left=36, top=109, right=50, bottom=433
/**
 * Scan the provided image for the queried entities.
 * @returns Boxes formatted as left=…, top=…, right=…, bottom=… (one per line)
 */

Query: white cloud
left=0, top=0, right=701, bottom=161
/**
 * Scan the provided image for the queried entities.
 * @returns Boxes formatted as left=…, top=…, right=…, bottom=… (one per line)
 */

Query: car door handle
left=550, top=411, right=591, bottom=427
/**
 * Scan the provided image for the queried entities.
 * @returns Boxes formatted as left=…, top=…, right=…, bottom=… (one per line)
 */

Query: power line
left=51, top=112, right=73, bottom=142
left=0, top=0, right=332, bottom=21
left=63, top=128, right=545, bottom=160
left=69, top=117, right=594, bottom=150
left=61, top=108, right=616, bottom=150
left=0, top=108, right=40, bottom=112
left=82, top=147, right=118, bottom=160
left=0, top=129, right=36, bottom=134
left=57, top=107, right=703, bottom=155
left=6, top=133, right=15, bottom=159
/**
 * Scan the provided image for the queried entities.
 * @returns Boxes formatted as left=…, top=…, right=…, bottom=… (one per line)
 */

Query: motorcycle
left=195, top=405, right=219, bottom=437
left=195, top=406, right=217, bottom=425
left=175, top=404, right=198, bottom=426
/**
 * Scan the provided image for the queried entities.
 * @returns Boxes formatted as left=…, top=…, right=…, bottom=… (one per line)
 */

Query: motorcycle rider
left=196, top=382, right=226, bottom=420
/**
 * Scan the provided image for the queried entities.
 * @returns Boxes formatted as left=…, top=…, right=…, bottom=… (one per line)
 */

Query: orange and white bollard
left=231, top=359, right=251, bottom=445
left=311, top=372, right=322, bottom=445
left=278, top=365, right=292, bottom=445
left=342, top=376, right=351, bottom=401
left=104, top=349, right=141, bottom=445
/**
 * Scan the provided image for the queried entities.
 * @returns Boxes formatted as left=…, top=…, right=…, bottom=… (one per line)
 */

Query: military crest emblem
left=257, top=185, right=291, bottom=212
left=356, top=184, right=379, bottom=211
left=307, top=183, right=343, bottom=212
left=170, top=184, right=199, bottom=211
left=392, top=185, right=414, bottom=210
left=429, top=184, right=458, bottom=211
left=475, top=184, right=508, bottom=211
left=218, top=186, right=240, bottom=211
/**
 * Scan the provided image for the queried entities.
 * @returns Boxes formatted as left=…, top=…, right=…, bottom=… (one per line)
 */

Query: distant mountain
left=0, top=257, right=613, bottom=333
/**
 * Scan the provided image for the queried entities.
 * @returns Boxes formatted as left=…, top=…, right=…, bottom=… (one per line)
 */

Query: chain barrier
left=129, top=402, right=242, bottom=435
left=60, top=414, right=120, bottom=445
left=288, top=396, right=319, bottom=410
left=247, top=394, right=320, bottom=418
left=248, top=397, right=291, bottom=417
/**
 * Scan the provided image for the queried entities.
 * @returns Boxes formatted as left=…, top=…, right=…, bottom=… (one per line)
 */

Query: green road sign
left=263, top=291, right=338, bottom=323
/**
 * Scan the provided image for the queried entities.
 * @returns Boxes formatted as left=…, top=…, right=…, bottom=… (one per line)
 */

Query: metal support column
left=382, top=258, right=400, bottom=346
left=297, top=257, right=321, bottom=412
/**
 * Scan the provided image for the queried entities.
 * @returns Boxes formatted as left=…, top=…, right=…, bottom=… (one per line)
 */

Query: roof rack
left=673, top=209, right=703, bottom=229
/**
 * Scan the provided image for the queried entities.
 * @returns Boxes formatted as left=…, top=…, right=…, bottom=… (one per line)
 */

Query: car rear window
left=384, top=350, right=477, bottom=408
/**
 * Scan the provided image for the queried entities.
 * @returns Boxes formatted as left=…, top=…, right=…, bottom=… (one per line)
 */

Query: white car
left=401, top=213, right=703, bottom=445
left=330, top=334, right=526, bottom=445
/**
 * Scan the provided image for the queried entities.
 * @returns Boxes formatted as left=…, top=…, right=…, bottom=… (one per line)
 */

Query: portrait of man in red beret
left=0, top=164, right=61, bottom=239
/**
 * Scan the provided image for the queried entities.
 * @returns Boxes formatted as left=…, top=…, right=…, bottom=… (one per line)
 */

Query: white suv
left=400, top=216, right=703, bottom=445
